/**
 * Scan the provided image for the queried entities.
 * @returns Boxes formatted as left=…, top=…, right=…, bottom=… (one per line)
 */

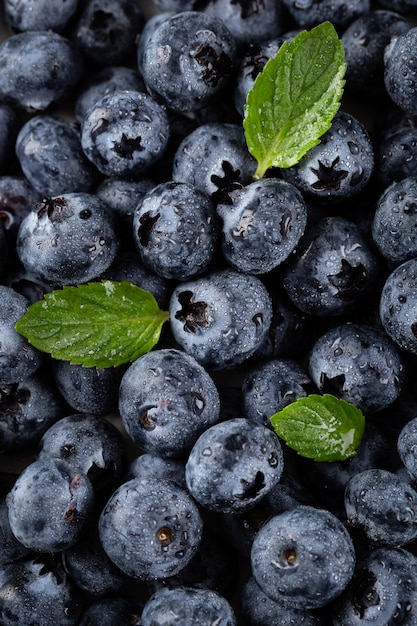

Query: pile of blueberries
left=2, top=0, right=417, bottom=624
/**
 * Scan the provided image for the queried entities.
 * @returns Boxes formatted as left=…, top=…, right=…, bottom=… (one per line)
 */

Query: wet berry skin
left=7, top=458, right=94, bottom=553
left=308, top=322, right=405, bottom=414
left=397, top=416, right=417, bottom=481
left=15, top=115, right=98, bottom=197
left=169, top=268, right=272, bottom=370
left=140, top=11, right=237, bottom=113
left=16, top=193, right=120, bottom=287
left=172, top=122, right=256, bottom=202
left=0, top=556, right=84, bottom=626
left=0, top=370, right=64, bottom=453
left=344, top=468, right=417, bottom=546
left=0, top=285, right=43, bottom=386
left=384, top=27, right=417, bottom=116
left=81, top=90, right=170, bottom=178
left=99, top=477, right=203, bottom=580
left=331, top=546, right=417, bottom=625
left=0, top=30, right=83, bottom=112
left=3, top=0, right=78, bottom=33
left=140, top=586, right=237, bottom=626
left=52, top=360, right=124, bottom=416
left=281, top=216, right=379, bottom=317
left=281, top=111, right=374, bottom=203
left=133, top=181, right=220, bottom=281
left=371, top=175, right=417, bottom=263
left=119, top=348, right=221, bottom=459
left=250, top=505, right=356, bottom=610
left=185, top=417, right=284, bottom=514
left=70, top=0, right=145, bottom=68
left=37, top=413, right=125, bottom=494
left=217, top=178, right=307, bottom=275
left=379, top=257, right=417, bottom=355
left=241, top=575, right=323, bottom=626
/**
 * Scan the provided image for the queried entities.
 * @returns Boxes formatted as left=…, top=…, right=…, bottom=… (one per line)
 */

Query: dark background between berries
left=1, top=1, right=417, bottom=625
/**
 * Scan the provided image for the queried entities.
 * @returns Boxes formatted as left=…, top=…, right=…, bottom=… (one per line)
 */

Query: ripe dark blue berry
left=217, top=178, right=307, bottom=274
left=119, top=348, right=221, bottom=458
left=185, top=417, right=284, bottom=513
left=7, top=458, right=94, bottom=553
left=250, top=505, right=356, bottom=609
left=140, top=11, right=237, bottom=112
left=99, top=477, right=203, bottom=579
left=81, top=90, right=170, bottom=178
left=133, top=181, right=220, bottom=281
left=16, top=193, right=119, bottom=286
left=169, top=269, right=272, bottom=369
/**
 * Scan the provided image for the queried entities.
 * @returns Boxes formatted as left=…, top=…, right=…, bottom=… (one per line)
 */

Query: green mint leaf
left=15, top=280, right=170, bottom=368
left=270, top=394, right=365, bottom=462
left=243, top=21, right=346, bottom=179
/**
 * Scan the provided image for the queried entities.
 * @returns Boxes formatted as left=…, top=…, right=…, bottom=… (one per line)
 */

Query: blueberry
left=77, top=596, right=144, bottom=626
left=52, top=360, right=124, bottom=416
left=0, top=474, right=31, bottom=566
left=126, top=453, right=186, bottom=487
left=133, top=181, right=219, bottom=281
left=81, top=90, right=170, bottom=178
left=250, top=505, right=356, bottom=609
left=344, top=468, right=417, bottom=546
left=0, top=285, right=43, bottom=385
left=3, top=0, right=78, bottom=32
left=119, top=348, right=220, bottom=459
left=281, top=111, right=374, bottom=203
left=379, top=257, right=417, bottom=354
left=242, top=358, right=315, bottom=427
left=0, top=556, right=83, bottom=626
left=0, top=175, right=41, bottom=240
left=217, top=178, right=307, bottom=274
left=281, top=216, right=379, bottom=317
left=7, top=458, right=94, bottom=552
left=308, top=322, right=405, bottom=413
left=16, top=193, right=120, bottom=286
left=169, top=269, right=272, bottom=369
left=37, top=413, right=125, bottom=493
left=371, top=175, right=417, bottom=263
left=62, top=520, right=128, bottom=597
left=397, top=416, right=417, bottom=481
left=282, top=0, right=370, bottom=29
left=70, top=0, right=145, bottom=68
left=98, top=477, right=203, bottom=579
left=74, top=65, right=146, bottom=123
left=140, top=586, right=237, bottom=626
left=140, top=11, right=237, bottom=113
left=331, top=546, right=417, bottom=625
left=202, top=0, right=286, bottom=48
left=136, top=12, right=175, bottom=76
left=15, top=115, right=98, bottom=196
left=0, top=369, right=64, bottom=453
left=375, top=123, right=417, bottom=187
left=185, top=417, right=284, bottom=513
left=341, top=10, right=409, bottom=97
left=384, top=26, right=417, bottom=116
left=233, top=38, right=285, bottom=116
left=172, top=122, right=256, bottom=203
left=240, top=575, right=324, bottom=626
left=0, top=30, right=83, bottom=112
left=0, top=104, right=19, bottom=175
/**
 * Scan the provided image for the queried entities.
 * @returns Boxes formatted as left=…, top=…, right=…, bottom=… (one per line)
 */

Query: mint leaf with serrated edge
left=270, top=394, right=365, bottom=462
left=243, top=21, right=346, bottom=180
left=15, top=280, right=170, bottom=368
